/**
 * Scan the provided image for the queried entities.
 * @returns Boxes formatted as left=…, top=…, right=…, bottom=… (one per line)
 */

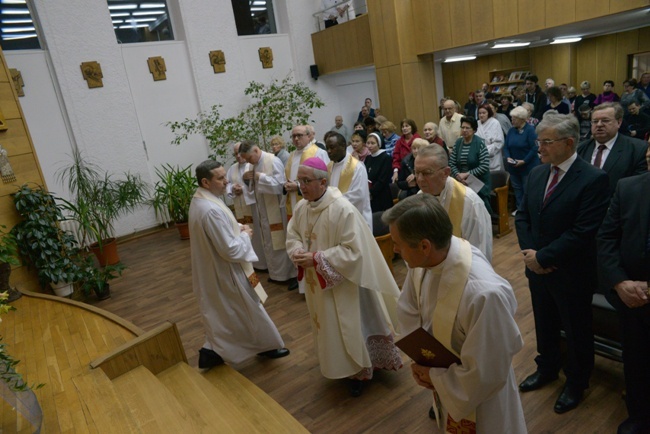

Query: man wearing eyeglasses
left=439, top=99, right=463, bottom=152
left=577, top=102, right=647, bottom=195
left=414, top=145, right=492, bottom=262
left=284, top=125, right=330, bottom=219
left=515, top=113, right=610, bottom=414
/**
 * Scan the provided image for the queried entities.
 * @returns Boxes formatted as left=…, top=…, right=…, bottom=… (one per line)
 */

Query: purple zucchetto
left=302, top=157, right=327, bottom=171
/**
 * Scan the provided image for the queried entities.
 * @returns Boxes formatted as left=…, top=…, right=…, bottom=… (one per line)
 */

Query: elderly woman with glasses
left=504, top=106, right=540, bottom=211
left=449, top=116, right=492, bottom=213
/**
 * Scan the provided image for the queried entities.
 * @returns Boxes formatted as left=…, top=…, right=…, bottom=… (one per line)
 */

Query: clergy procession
left=189, top=108, right=650, bottom=433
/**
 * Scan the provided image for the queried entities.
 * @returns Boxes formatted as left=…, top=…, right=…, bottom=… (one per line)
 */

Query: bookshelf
left=488, top=67, right=530, bottom=96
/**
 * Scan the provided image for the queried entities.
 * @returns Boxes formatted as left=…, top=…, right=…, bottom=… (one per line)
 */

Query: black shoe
left=257, top=348, right=290, bottom=359
left=554, top=386, right=583, bottom=414
left=618, top=418, right=650, bottom=434
left=518, top=371, right=558, bottom=392
left=287, top=278, right=299, bottom=291
left=428, top=406, right=437, bottom=420
left=253, top=268, right=268, bottom=273
left=198, top=348, right=224, bottom=369
left=348, top=379, right=363, bottom=397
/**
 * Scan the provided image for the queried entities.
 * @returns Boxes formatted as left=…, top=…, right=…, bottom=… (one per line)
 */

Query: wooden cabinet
left=488, top=66, right=530, bottom=96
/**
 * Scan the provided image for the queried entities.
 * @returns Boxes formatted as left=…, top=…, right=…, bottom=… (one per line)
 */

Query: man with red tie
left=515, top=113, right=610, bottom=414
left=577, top=102, right=646, bottom=196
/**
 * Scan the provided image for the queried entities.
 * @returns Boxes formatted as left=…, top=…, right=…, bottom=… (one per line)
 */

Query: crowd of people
left=187, top=71, right=650, bottom=433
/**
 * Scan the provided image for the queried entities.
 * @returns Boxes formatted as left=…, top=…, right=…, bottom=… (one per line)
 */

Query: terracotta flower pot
left=89, top=238, right=120, bottom=266
left=175, top=222, right=190, bottom=240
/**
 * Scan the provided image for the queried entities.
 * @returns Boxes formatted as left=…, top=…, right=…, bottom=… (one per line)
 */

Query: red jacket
left=392, top=133, right=420, bottom=170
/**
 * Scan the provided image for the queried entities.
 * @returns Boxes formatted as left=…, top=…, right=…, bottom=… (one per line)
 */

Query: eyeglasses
left=291, top=133, right=305, bottom=139
left=590, top=119, right=615, bottom=125
left=535, top=138, right=568, bottom=147
left=414, top=167, right=445, bottom=177
left=296, top=178, right=321, bottom=186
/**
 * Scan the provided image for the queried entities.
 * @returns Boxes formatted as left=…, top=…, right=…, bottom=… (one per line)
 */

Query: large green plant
left=150, top=164, right=197, bottom=224
left=11, top=185, right=86, bottom=286
left=56, top=149, right=149, bottom=248
left=167, top=75, right=324, bottom=158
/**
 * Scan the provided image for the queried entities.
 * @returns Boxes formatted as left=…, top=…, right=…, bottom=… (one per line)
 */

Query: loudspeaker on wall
left=310, top=64, right=319, bottom=80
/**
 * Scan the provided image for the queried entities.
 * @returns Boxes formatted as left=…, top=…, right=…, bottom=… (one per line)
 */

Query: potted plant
left=80, top=262, right=125, bottom=300
left=150, top=164, right=197, bottom=239
left=11, top=184, right=86, bottom=297
left=0, top=226, right=21, bottom=302
left=56, top=149, right=149, bottom=265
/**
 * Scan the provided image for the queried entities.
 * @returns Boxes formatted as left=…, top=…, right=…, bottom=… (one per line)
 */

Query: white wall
left=5, top=0, right=377, bottom=237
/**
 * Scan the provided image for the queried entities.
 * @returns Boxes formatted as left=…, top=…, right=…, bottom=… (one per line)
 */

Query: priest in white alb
left=189, top=160, right=289, bottom=368
left=286, top=157, right=402, bottom=397
left=226, top=142, right=253, bottom=225
left=383, top=194, right=526, bottom=433
left=238, top=140, right=298, bottom=289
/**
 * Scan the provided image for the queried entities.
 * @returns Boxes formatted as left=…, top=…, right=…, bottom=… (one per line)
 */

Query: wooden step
left=112, top=365, right=199, bottom=433
left=202, top=364, right=309, bottom=433
left=157, top=362, right=259, bottom=433
left=72, top=368, right=141, bottom=433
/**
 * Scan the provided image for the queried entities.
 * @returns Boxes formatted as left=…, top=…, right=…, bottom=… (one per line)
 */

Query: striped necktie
left=543, top=166, right=560, bottom=206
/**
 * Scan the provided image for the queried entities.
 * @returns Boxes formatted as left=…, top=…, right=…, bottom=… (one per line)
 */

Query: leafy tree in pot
left=150, top=164, right=197, bottom=224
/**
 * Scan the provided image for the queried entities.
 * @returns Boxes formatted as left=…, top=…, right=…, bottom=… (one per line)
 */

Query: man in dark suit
left=515, top=113, right=610, bottom=414
left=597, top=147, right=650, bottom=434
left=577, top=102, right=647, bottom=195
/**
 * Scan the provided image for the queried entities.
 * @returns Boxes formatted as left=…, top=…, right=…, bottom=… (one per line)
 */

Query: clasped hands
left=240, top=224, right=253, bottom=238
left=455, top=173, right=470, bottom=186
left=521, top=249, right=556, bottom=274
left=615, top=280, right=649, bottom=309
left=284, top=180, right=299, bottom=192
left=291, top=249, right=316, bottom=268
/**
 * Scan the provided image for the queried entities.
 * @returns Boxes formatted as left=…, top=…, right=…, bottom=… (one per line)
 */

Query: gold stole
left=193, top=188, right=268, bottom=304
left=254, top=153, right=286, bottom=250
left=285, top=144, right=320, bottom=216
left=447, top=179, right=466, bottom=238
left=327, top=154, right=358, bottom=194
left=229, top=163, right=253, bottom=224
left=413, top=239, right=476, bottom=433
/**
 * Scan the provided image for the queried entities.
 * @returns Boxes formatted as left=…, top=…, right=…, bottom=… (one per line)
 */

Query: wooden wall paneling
left=609, top=0, right=650, bottom=14
left=518, top=0, right=546, bottom=33
left=0, top=154, right=44, bottom=196
left=355, top=16, right=374, bottom=67
left=475, top=57, right=492, bottom=90
left=515, top=49, right=531, bottom=68
left=417, top=56, right=438, bottom=122
left=637, top=27, right=650, bottom=52
left=615, top=30, right=641, bottom=85
left=380, top=0, right=400, bottom=66
left=576, top=38, right=601, bottom=92
left=492, top=0, right=519, bottom=39
left=470, top=0, right=494, bottom=44
left=575, top=0, right=610, bottom=20
left=387, top=65, right=406, bottom=120
left=311, top=32, right=329, bottom=74
left=367, top=0, right=388, bottom=68
left=596, top=34, right=619, bottom=85
left=411, top=0, right=434, bottom=55
left=500, top=51, right=519, bottom=70
left=431, top=0, right=453, bottom=51
left=0, top=83, right=20, bottom=119
left=452, top=63, right=468, bottom=103
left=550, top=44, right=572, bottom=85
left=529, top=46, right=554, bottom=84
left=487, top=53, right=504, bottom=72
left=0, top=197, right=20, bottom=229
left=448, top=0, right=473, bottom=48
left=401, top=63, right=425, bottom=126
left=375, top=67, right=394, bottom=121
left=568, top=44, right=578, bottom=87
left=545, top=0, right=576, bottom=27
left=338, top=23, right=354, bottom=72
left=441, top=63, right=456, bottom=102
left=0, top=57, right=8, bottom=83
left=1, top=119, right=34, bottom=156
left=394, top=0, right=417, bottom=64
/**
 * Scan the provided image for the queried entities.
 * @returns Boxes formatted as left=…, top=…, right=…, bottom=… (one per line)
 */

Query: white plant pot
left=50, top=281, right=73, bottom=297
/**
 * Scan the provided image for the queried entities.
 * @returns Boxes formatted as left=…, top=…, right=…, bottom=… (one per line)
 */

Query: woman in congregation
left=464, top=91, right=477, bottom=116
left=350, top=130, right=370, bottom=163
left=379, top=121, right=400, bottom=157
left=476, top=104, right=505, bottom=171
left=396, top=138, right=428, bottom=199
left=422, top=122, right=449, bottom=156
left=391, top=118, right=420, bottom=183
left=450, top=116, right=492, bottom=213
left=543, top=86, right=571, bottom=115
left=503, top=106, right=540, bottom=214
left=365, top=132, right=394, bottom=212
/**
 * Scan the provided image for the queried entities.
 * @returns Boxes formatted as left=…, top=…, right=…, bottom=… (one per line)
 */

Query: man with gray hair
left=439, top=99, right=463, bottom=151
left=383, top=194, right=525, bottom=432
left=516, top=112, right=610, bottom=414
left=414, top=145, right=492, bottom=261
left=286, top=157, right=402, bottom=397
left=330, top=115, right=349, bottom=142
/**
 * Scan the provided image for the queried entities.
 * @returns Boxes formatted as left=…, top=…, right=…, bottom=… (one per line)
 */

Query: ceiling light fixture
left=492, top=42, right=530, bottom=49
left=132, top=17, right=156, bottom=22
left=119, top=23, right=150, bottom=29
left=1, top=18, right=32, bottom=23
left=1, top=0, right=26, bottom=4
left=140, top=3, right=166, bottom=8
left=550, top=37, right=582, bottom=44
left=108, top=4, right=138, bottom=10
left=253, top=1, right=266, bottom=5
left=444, top=55, right=477, bottom=63
left=2, top=33, right=36, bottom=40
left=110, top=12, right=129, bottom=17
left=2, top=9, right=30, bottom=14
left=251, top=7, right=266, bottom=11
left=132, top=10, right=165, bottom=16
left=2, top=26, right=34, bottom=32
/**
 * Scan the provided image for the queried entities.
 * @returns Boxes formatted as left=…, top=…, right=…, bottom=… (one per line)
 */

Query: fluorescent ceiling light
left=2, top=33, right=36, bottom=40
left=251, top=7, right=266, bottom=11
left=132, top=17, right=156, bottom=22
left=551, top=37, right=582, bottom=44
left=253, top=1, right=266, bottom=5
left=140, top=3, right=165, bottom=8
left=444, top=55, right=477, bottom=63
left=112, top=20, right=123, bottom=24
left=2, top=18, right=32, bottom=23
left=108, top=4, right=138, bottom=10
left=2, top=26, right=34, bottom=32
left=119, top=23, right=150, bottom=28
left=492, top=42, right=530, bottom=49
left=132, top=10, right=165, bottom=15
left=110, top=12, right=129, bottom=17
left=2, top=9, right=30, bottom=14
left=1, top=0, right=26, bottom=4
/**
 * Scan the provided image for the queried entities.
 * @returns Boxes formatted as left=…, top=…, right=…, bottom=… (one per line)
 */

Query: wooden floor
left=7, top=222, right=628, bottom=433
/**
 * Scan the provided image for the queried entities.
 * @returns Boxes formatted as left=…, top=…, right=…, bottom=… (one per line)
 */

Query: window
left=630, top=51, right=650, bottom=80
left=232, top=0, right=277, bottom=36
left=107, top=0, right=174, bottom=44
left=0, top=0, right=40, bottom=51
